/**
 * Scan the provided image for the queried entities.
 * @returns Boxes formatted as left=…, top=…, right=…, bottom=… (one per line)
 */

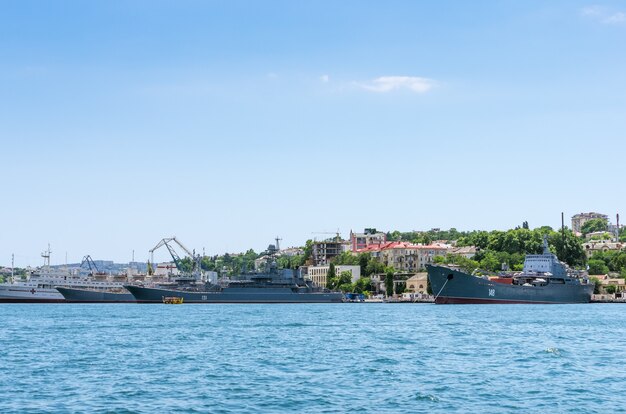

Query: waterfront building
left=350, top=228, right=387, bottom=251
left=404, top=273, right=429, bottom=295
left=600, top=278, right=626, bottom=295
left=306, top=265, right=360, bottom=288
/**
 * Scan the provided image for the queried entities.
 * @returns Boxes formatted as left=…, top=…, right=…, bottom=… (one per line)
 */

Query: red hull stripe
left=435, top=296, right=576, bottom=304
left=0, top=298, right=65, bottom=303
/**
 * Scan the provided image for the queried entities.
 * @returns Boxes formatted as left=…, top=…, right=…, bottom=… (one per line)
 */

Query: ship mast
left=561, top=212, right=566, bottom=260
left=41, top=244, right=51, bottom=271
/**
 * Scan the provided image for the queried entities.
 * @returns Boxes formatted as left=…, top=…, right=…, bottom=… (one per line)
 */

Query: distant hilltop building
left=279, top=247, right=304, bottom=257
left=350, top=228, right=387, bottom=251
left=582, top=240, right=624, bottom=258
left=571, top=212, right=609, bottom=234
left=154, top=262, right=179, bottom=276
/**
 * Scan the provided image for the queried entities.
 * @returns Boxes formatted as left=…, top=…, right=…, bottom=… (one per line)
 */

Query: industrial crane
left=80, top=255, right=104, bottom=276
left=149, top=236, right=201, bottom=276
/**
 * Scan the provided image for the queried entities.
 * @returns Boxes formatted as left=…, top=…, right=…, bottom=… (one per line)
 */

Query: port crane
left=80, top=255, right=105, bottom=276
left=149, top=236, right=201, bottom=276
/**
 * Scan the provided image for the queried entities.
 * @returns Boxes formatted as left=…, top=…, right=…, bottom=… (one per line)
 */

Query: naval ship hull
left=427, top=265, right=593, bottom=304
left=56, top=287, right=135, bottom=303
left=0, top=286, right=65, bottom=303
left=125, top=285, right=343, bottom=303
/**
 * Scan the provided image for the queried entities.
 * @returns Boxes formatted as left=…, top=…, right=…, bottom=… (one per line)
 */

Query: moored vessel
left=125, top=241, right=343, bottom=303
left=427, top=237, right=593, bottom=304
left=55, top=287, right=135, bottom=303
left=0, top=247, right=132, bottom=303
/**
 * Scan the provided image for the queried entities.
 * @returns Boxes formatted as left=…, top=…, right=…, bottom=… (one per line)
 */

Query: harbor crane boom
left=80, top=255, right=99, bottom=276
left=149, top=236, right=200, bottom=275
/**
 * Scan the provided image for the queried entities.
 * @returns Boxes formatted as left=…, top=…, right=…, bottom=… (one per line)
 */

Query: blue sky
left=1, top=1, right=625, bottom=266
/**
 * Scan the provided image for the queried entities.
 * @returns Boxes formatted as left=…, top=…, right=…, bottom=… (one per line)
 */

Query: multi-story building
left=350, top=228, right=387, bottom=251
left=311, top=240, right=349, bottom=266
left=306, top=265, right=361, bottom=288
left=358, top=241, right=449, bottom=272
left=572, top=212, right=609, bottom=234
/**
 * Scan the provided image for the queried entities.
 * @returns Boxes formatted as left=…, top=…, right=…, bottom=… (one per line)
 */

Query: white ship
left=0, top=246, right=129, bottom=303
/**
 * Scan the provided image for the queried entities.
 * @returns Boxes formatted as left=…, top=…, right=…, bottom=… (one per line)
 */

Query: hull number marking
left=488, top=289, right=495, bottom=297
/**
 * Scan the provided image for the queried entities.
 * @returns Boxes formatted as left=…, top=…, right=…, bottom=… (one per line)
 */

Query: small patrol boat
left=162, top=296, right=184, bottom=304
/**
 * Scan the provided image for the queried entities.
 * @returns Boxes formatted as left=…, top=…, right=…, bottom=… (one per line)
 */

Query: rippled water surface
left=1, top=303, right=625, bottom=413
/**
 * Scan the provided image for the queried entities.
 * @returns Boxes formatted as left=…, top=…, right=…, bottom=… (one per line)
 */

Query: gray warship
left=56, top=287, right=135, bottom=303
left=124, top=242, right=343, bottom=303
left=427, top=236, right=593, bottom=304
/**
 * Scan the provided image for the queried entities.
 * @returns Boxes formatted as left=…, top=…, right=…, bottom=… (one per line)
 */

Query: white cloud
left=320, top=74, right=329, bottom=83
left=581, top=5, right=602, bottom=17
left=356, top=76, right=436, bottom=93
left=581, top=5, right=626, bottom=24
left=605, top=11, right=626, bottom=23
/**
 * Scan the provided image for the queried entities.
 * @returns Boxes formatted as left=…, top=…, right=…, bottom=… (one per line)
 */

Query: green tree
left=384, top=269, right=394, bottom=297
left=337, top=271, right=353, bottom=286
left=358, top=253, right=370, bottom=274
left=353, top=277, right=372, bottom=294
left=365, top=258, right=385, bottom=276
left=433, top=255, right=446, bottom=264
left=200, top=256, right=216, bottom=271
left=605, top=285, right=617, bottom=294
left=302, top=240, right=314, bottom=263
left=326, top=263, right=337, bottom=289
left=395, top=281, right=405, bottom=295
left=549, top=229, right=586, bottom=267
left=479, top=252, right=501, bottom=272
left=177, top=257, right=194, bottom=273
left=609, top=252, right=626, bottom=273
left=591, top=277, right=601, bottom=294
left=581, top=218, right=608, bottom=235
left=331, top=251, right=359, bottom=266
left=588, top=259, right=609, bottom=275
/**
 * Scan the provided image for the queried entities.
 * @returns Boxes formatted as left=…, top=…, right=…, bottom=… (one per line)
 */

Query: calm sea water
left=1, top=303, right=625, bottom=413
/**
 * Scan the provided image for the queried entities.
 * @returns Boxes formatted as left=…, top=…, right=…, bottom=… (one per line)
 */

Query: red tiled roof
left=356, top=241, right=448, bottom=253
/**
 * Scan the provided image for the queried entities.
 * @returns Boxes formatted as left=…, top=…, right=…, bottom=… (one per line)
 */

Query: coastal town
left=1, top=211, right=625, bottom=303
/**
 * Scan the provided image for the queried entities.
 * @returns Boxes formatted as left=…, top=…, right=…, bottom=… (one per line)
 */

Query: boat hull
left=56, top=287, right=136, bottom=303
left=427, top=265, right=593, bottom=304
left=125, top=285, right=343, bottom=303
left=0, top=286, right=65, bottom=302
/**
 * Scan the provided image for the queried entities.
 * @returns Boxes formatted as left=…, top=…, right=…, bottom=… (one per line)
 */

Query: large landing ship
left=427, top=237, right=593, bottom=304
